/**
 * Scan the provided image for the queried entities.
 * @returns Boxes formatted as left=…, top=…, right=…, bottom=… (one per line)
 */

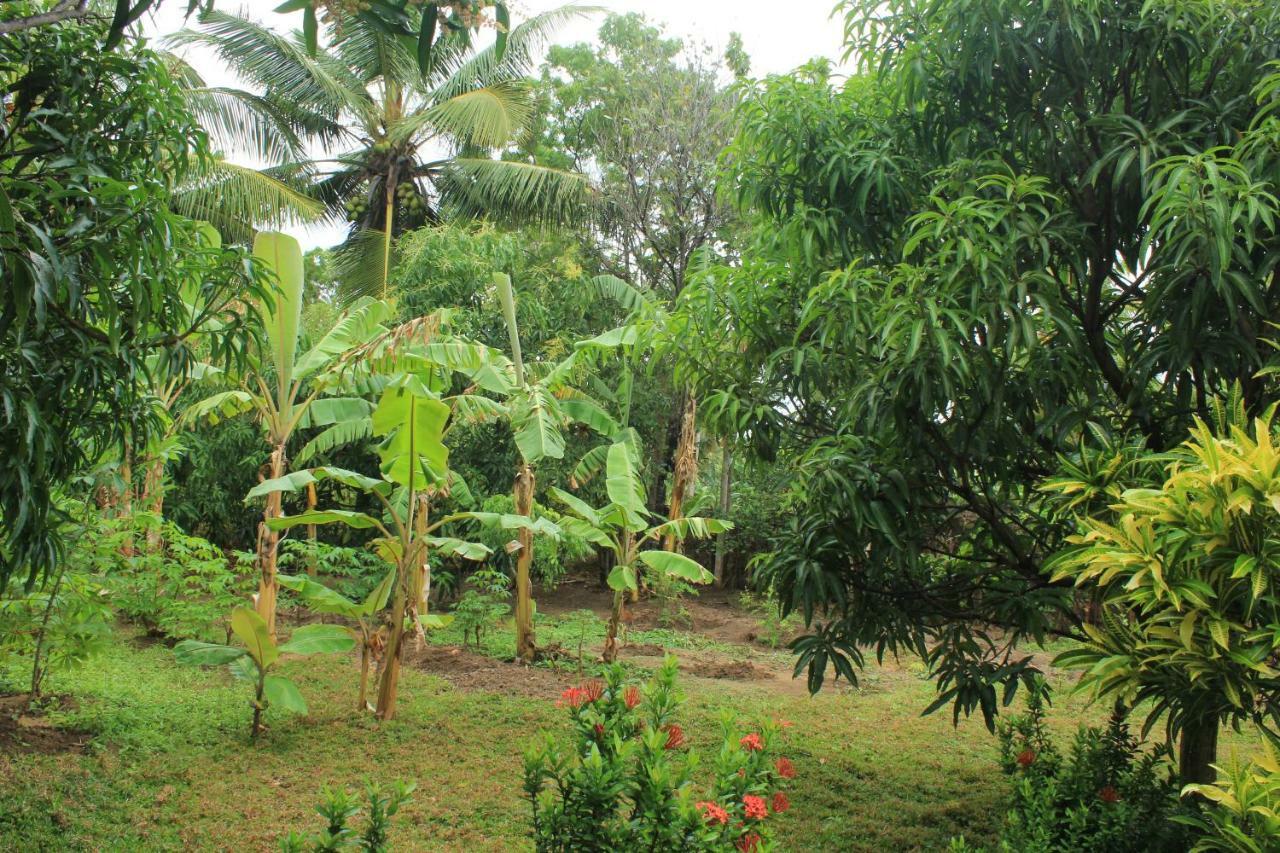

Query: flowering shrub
left=523, top=656, right=794, bottom=851
left=989, top=686, right=1194, bottom=851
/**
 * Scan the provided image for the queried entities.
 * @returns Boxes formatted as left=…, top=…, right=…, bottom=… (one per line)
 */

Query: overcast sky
left=145, top=1, right=851, bottom=248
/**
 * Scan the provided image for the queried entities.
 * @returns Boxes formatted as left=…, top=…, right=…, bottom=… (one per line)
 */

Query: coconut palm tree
left=169, top=5, right=594, bottom=298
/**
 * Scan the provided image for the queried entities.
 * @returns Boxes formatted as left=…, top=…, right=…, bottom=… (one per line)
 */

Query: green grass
left=0, top=616, right=1159, bottom=852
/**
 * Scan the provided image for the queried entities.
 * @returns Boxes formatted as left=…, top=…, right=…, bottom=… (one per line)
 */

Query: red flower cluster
left=594, top=723, right=605, bottom=738
left=624, top=685, right=641, bottom=709
left=696, top=801, right=729, bottom=825
left=736, top=831, right=762, bottom=852
left=1099, top=785, right=1121, bottom=804
left=663, top=723, right=686, bottom=750
left=742, top=794, right=768, bottom=820
left=558, top=681, right=605, bottom=709
left=740, top=733, right=764, bottom=752
left=771, top=792, right=790, bottom=814
left=1016, top=748, right=1036, bottom=768
left=775, top=757, right=796, bottom=779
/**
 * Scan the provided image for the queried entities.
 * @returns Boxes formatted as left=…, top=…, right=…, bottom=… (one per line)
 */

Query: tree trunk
left=514, top=464, right=537, bottom=662
left=305, top=481, right=318, bottom=577
left=256, top=443, right=286, bottom=639
left=662, top=393, right=699, bottom=553
left=1179, top=716, right=1220, bottom=786
left=713, top=442, right=732, bottom=587
left=119, top=446, right=135, bottom=557
left=375, top=560, right=410, bottom=721
left=410, top=494, right=430, bottom=648
left=358, top=640, right=371, bottom=712
left=602, top=589, right=624, bottom=664
left=142, top=458, right=165, bottom=552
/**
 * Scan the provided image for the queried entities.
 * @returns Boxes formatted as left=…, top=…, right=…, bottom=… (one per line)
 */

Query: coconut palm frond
left=441, top=158, right=595, bottom=225
left=174, top=158, right=327, bottom=242
left=332, top=228, right=393, bottom=304
left=167, top=11, right=365, bottom=125
left=182, top=86, right=312, bottom=163
left=393, top=82, right=532, bottom=149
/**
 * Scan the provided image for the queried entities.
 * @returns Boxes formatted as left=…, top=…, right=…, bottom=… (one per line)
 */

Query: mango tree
left=174, top=606, right=354, bottom=741
left=187, top=232, right=391, bottom=638
left=551, top=442, right=730, bottom=662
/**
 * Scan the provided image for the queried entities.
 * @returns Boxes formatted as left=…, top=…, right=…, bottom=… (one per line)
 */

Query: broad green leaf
left=245, top=469, right=317, bottom=501
left=636, top=550, right=714, bottom=584
left=420, top=614, right=454, bottom=630
left=557, top=516, right=614, bottom=548
left=448, top=394, right=509, bottom=426
left=295, top=297, right=391, bottom=378
left=173, top=640, right=246, bottom=667
left=511, top=387, right=565, bottom=463
left=647, top=517, right=733, bottom=542
left=560, top=397, right=620, bottom=437
left=577, top=325, right=640, bottom=350
left=262, top=675, right=307, bottom=714
left=447, top=512, right=561, bottom=538
left=277, top=574, right=360, bottom=616
left=372, top=384, right=450, bottom=489
left=267, top=510, right=384, bottom=532
left=607, top=564, right=637, bottom=592
left=605, top=442, right=647, bottom=524
left=300, top=397, right=374, bottom=428
left=427, top=537, right=492, bottom=561
left=277, top=623, right=357, bottom=655
left=254, top=232, right=304, bottom=393
left=548, top=487, right=602, bottom=527
left=311, top=465, right=392, bottom=495
left=360, top=568, right=397, bottom=614
left=185, top=390, right=255, bottom=426
left=231, top=606, right=278, bottom=669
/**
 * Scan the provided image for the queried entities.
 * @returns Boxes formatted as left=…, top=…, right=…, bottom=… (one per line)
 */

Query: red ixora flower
left=557, top=686, right=588, bottom=709
left=775, top=757, right=796, bottom=779
left=771, top=791, right=790, bottom=814
left=1016, top=748, right=1036, bottom=768
left=1099, top=785, right=1121, bottom=804
left=582, top=680, right=605, bottom=703
left=663, top=723, right=686, bottom=750
left=594, top=723, right=605, bottom=738
left=740, top=733, right=764, bottom=752
left=743, top=794, right=768, bottom=820
left=696, top=801, right=729, bottom=825
left=624, top=685, right=641, bottom=709
left=736, top=831, right=763, bottom=852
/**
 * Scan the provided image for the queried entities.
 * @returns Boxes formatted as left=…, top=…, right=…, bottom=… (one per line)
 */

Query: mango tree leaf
left=277, top=574, right=360, bottom=616
left=173, top=640, right=246, bottom=667
left=636, top=550, right=714, bottom=584
left=607, top=564, right=637, bottom=592
left=231, top=606, right=278, bottom=669
left=277, top=624, right=357, bottom=655
left=262, top=675, right=307, bottom=714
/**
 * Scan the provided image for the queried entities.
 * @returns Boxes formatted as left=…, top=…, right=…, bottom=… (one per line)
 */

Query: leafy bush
left=0, top=570, right=112, bottom=696
left=1180, top=743, right=1280, bottom=852
left=524, top=657, right=794, bottom=851
left=278, top=540, right=388, bottom=602
left=737, top=589, right=800, bottom=649
left=451, top=567, right=510, bottom=649
left=88, top=513, right=249, bottom=643
left=990, top=687, right=1192, bottom=852
left=280, top=779, right=416, bottom=852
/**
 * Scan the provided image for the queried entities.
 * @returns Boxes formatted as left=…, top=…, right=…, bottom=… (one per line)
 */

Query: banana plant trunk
left=661, top=393, right=698, bottom=553
left=411, top=494, right=430, bottom=646
left=713, top=442, right=732, bottom=587
left=1179, top=716, right=1220, bottom=786
left=358, top=628, right=372, bottom=712
left=256, top=443, right=286, bottom=639
left=306, top=481, right=319, bottom=577
left=514, top=464, right=537, bottom=662
left=377, top=538, right=426, bottom=721
left=602, top=536, right=635, bottom=664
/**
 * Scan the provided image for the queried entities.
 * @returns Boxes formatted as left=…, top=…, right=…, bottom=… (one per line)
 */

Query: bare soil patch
left=0, top=693, right=92, bottom=755
left=405, top=644, right=578, bottom=699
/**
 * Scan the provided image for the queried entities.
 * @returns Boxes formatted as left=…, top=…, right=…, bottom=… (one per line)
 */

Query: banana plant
left=250, top=377, right=547, bottom=720
left=492, top=272, right=620, bottom=661
left=277, top=570, right=397, bottom=712
left=173, top=606, right=354, bottom=741
left=186, top=232, right=392, bottom=639
left=550, top=441, right=730, bottom=662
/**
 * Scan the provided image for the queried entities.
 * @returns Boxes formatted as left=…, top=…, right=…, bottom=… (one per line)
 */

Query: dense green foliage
left=676, top=0, right=1280, bottom=724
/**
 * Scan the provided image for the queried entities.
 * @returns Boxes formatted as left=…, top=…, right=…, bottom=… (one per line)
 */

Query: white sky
left=145, top=1, right=851, bottom=248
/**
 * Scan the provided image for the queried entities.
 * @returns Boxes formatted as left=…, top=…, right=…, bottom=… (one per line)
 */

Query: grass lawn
left=0, top=591, right=1145, bottom=852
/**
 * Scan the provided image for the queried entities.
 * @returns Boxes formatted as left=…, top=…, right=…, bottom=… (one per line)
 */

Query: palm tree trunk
left=256, top=443, right=286, bottom=639
left=714, top=442, right=732, bottom=587
left=1179, top=716, right=1220, bottom=786
left=514, top=464, right=537, bottom=662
